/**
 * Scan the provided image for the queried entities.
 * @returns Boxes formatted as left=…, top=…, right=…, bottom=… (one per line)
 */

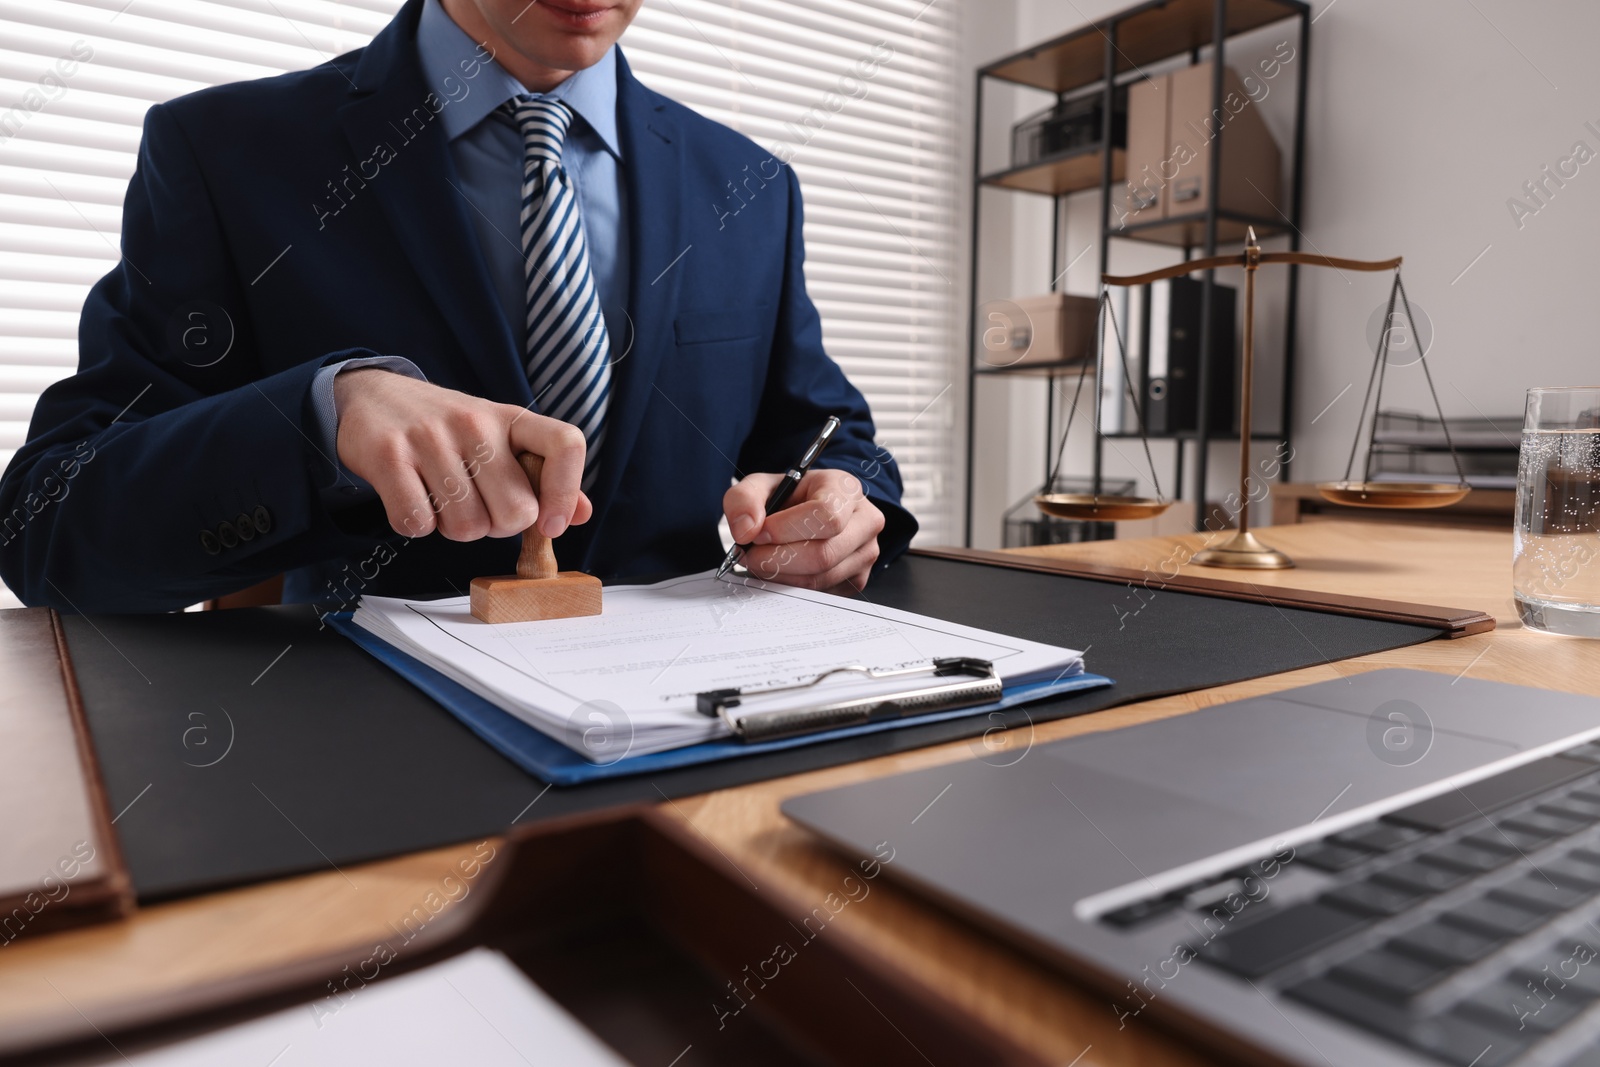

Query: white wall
left=967, top=0, right=1600, bottom=546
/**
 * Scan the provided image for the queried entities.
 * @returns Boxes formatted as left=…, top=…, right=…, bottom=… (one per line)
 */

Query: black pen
left=716, top=416, right=842, bottom=579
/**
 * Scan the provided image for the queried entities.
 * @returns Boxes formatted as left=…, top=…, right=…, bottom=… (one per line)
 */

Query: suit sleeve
left=736, top=166, right=918, bottom=567
left=0, top=103, right=389, bottom=612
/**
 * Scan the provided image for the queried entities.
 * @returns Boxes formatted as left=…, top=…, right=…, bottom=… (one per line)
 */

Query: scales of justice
left=1038, top=228, right=1470, bottom=569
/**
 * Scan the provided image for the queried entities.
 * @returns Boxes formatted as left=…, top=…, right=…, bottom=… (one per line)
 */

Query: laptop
left=782, top=669, right=1600, bottom=1067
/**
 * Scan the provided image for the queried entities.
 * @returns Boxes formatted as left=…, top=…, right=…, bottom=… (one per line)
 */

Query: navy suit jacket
left=0, top=0, right=915, bottom=612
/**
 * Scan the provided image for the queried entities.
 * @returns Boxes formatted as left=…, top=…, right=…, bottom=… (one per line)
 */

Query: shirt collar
left=415, top=0, right=621, bottom=159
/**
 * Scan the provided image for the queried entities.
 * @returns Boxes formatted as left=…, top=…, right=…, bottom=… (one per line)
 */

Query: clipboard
left=328, top=615, right=1112, bottom=786
left=698, top=657, right=1004, bottom=742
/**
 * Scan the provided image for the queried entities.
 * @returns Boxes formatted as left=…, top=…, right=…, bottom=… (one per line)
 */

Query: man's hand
left=723, top=468, right=886, bottom=594
left=334, top=369, right=591, bottom=541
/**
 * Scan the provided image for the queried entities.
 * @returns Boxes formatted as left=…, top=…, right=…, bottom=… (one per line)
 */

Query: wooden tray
left=0, top=610, right=132, bottom=945
left=11, top=808, right=1044, bottom=1066
left=911, top=546, right=1495, bottom=638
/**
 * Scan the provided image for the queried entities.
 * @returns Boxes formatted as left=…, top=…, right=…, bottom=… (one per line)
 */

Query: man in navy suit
left=0, top=0, right=915, bottom=613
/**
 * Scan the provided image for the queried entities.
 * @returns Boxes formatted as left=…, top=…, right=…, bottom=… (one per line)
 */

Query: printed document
left=353, top=571, right=1085, bottom=759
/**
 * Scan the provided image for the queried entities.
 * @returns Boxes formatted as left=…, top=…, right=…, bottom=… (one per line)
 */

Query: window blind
left=0, top=0, right=959, bottom=606
left=0, top=0, right=404, bottom=605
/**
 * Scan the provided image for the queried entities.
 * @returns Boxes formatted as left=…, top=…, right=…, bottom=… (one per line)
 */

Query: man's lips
left=537, top=0, right=614, bottom=27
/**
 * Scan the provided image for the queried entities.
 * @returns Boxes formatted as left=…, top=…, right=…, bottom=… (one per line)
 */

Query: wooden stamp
left=469, top=453, right=602, bottom=624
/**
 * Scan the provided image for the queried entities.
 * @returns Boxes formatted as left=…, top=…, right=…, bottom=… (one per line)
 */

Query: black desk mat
left=66, top=554, right=1440, bottom=900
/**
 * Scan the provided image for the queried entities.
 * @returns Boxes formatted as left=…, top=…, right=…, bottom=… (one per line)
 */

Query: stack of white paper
left=353, top=571, right=1084, bottom=760
left=71, top=949, right=627, bottom=1066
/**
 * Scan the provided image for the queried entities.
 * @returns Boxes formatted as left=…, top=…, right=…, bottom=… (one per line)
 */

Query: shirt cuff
left=311, top=356, right=428, bottom=502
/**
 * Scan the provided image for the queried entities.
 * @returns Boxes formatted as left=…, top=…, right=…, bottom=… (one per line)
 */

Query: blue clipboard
left=327, top=614, right=1113, bottom=786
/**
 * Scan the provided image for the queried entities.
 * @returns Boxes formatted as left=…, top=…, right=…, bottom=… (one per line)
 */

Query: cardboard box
left=1125, top=75, right=1168, bottom=216
left=999, top=292, right=1099, bottom=368
left=1123, top=62, right=1283, bottom=224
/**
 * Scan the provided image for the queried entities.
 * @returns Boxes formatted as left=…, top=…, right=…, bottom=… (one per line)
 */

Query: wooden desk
left=4, top=522, right=1592, bottom=1065
left=1270, top=480, right=1515, bottom=529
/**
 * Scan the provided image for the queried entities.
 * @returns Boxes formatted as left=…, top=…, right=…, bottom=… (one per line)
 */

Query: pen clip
left=797, top=415, right=841, bottom=470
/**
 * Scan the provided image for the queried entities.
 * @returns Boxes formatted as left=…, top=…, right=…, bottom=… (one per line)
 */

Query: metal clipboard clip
left=695, top=657, right=1001, bottom=744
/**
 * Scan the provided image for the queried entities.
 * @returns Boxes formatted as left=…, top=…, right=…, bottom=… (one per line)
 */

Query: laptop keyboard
left=1102, top=741, right=1600, bottom=1066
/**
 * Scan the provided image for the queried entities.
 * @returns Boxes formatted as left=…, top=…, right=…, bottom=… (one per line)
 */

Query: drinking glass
left=1514, top=387, right=1600, bottom=636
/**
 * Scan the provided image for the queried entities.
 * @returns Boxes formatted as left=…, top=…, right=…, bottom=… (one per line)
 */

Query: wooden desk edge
left=0, top=841, right=493, bottom=1057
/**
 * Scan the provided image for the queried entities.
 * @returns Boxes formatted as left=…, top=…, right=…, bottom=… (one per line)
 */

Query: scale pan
left=1315, top=481, right=1471, bottom=509
left=1034, top=494, right=1172, bottom=521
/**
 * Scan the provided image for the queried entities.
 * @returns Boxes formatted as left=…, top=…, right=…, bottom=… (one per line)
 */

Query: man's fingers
left=471, top=446, right=541, bottom=539
left=741, top=501, right=882, bottom=580
left=723, top=472, right=784, bottom=543
left=813, top=542, right=879, bottom=594
left=335, top=376, right=595, bottom=545
left=507, top=415, right=587, bottom=538
left=465, top=439, right=592, bottom=538
left=376, top=466, right=436, bottom=539
left=419, top=455, right=492, bottom=542
left=741, top=508, right=865, bottom=577
left=753, top=470, right=863, bottom=544
left=756, top=480, right=861, bottom=545
left=739, top=541, right=805, bottom=580
left=759, top=541, right=879, bottom=593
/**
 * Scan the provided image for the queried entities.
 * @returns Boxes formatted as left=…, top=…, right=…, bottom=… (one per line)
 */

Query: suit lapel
left=584, top=53, right=684, bottom=539
left=334, top=24, right=680, bottom=568
left=334, top=0, right=528, bottom=405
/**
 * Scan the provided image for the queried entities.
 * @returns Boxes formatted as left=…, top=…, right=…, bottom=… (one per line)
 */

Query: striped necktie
left=509, top=95, right=610, bottom=490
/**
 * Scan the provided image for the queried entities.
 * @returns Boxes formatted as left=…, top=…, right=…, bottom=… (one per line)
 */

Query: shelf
left=982, top=0, right=1306, bottom=95
left=976, top=359, right=1097, bottom=378
left=982, top=146, right=1126, bottom=196
left=1372, top=433, right=1519, bottom=451
left=1111, top=210, right=1288, bottom=248
left=1103, top=429, right=1287, bottom=441
left=965, top=0, right=1310, bottom=546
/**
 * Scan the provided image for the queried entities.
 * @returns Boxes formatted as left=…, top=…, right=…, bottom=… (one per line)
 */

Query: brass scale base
left=1191, top=531, right=1294, bottom=570
left=1039, top=235, right=1461, bottom=571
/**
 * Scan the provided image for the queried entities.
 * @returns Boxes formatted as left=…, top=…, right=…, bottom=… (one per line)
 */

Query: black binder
left=1142, top=275, right=1237, bottom=435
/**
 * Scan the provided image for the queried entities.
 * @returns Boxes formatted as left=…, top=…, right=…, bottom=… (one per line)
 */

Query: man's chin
left=511, top=22, right=622, bottom=70
left=517, top=47, right=608, bottom=81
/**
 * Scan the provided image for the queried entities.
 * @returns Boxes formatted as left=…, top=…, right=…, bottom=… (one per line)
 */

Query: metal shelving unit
left=963, top=0, right=1312, bottom=544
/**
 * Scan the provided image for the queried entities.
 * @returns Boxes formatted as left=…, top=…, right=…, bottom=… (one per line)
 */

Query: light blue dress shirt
left=313, top=0, right=629, bottom=493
